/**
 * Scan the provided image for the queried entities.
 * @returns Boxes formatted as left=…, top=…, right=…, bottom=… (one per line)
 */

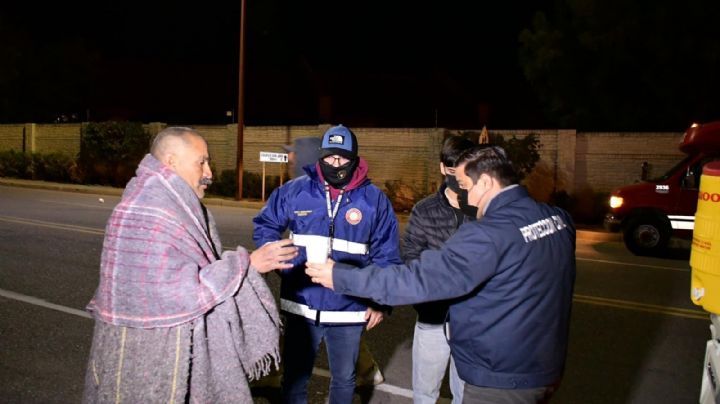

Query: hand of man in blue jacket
left=306, top=259, right=335, bottom=289
left=365, top=307, right=384, bottom=330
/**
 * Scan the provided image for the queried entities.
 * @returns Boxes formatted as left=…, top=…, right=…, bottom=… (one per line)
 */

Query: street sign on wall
left=259, top=151, right=288, bottom=163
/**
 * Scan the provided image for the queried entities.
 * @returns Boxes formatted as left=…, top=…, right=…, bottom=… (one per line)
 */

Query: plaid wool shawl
left=84, top=155, right=281, bottom=402
left=87, top=154, right=249, bottom=328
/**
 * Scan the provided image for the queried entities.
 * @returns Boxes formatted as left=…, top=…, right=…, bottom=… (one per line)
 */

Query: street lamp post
left=235, top=0, right=246, bottom=200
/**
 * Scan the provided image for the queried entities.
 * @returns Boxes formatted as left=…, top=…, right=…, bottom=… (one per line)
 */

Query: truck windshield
left=649, top=155, right=694, bottom=182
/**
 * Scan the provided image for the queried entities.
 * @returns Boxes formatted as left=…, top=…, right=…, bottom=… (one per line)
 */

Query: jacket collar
left=483, top=184, right=525, bottom=216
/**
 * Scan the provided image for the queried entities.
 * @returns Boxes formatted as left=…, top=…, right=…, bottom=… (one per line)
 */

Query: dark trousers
left=463, top=383, right=556, bottom=404
left=281, top=314, right=364, bottom=404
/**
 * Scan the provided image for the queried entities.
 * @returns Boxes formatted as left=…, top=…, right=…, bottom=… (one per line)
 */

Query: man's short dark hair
left=440, top=136, right=475, bottom=167
left=150, top=127, right=203, bottom=158
left=457, top=145, right=519, bottom=187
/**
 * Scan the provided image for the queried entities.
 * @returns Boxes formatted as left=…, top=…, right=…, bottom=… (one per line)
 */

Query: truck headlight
left=609, top=196, right=624, bottom=209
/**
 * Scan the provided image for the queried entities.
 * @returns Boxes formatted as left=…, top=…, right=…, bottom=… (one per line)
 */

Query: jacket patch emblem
left=294, top=210, right=313, bottom=217
left=345, top=208, right=362, bottom=225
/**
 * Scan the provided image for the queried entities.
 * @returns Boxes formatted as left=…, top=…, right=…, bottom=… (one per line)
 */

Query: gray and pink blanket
left=84, top=154, right=279, bottom=403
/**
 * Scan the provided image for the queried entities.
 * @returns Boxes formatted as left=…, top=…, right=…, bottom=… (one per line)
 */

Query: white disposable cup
left=305, top=238, right=330, bottom=264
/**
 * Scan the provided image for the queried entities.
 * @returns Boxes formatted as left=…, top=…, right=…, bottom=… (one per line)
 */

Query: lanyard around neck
left=324, top=182, right=345, bottom=239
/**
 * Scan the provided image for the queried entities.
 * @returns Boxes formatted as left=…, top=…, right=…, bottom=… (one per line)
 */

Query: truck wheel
left=623, top=215, right=671, bottom=256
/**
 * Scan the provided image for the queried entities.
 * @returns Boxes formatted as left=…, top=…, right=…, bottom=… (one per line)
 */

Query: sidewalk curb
left=1, top=178, right=621, bottom=242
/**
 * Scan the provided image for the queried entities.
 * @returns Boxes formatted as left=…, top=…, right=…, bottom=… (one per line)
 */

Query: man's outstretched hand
left=250, top=239, right=298, bottom=273
left=305, top=259, right=336, bottom=290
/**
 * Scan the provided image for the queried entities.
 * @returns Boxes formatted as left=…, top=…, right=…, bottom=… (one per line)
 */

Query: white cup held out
left=305, top=237, right=330, bottom=264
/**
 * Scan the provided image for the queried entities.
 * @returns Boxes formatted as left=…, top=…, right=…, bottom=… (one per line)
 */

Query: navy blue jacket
left=333, top=185, right=576, bottom=388
left=253, top=164, right=401, bottom=325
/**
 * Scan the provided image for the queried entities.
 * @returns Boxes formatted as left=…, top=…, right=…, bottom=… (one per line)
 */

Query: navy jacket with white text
left=333, top=185, right=576, bottom=388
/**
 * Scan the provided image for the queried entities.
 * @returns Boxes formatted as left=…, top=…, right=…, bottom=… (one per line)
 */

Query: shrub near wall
left=0, top=150, right=32, bottom=178
left=79, top=122, right=151, bottom=187
left=0, top=150, right=80, bottom=183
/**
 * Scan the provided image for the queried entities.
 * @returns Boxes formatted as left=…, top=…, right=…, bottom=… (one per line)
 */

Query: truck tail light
left=610, top=196, right=624, bottom=209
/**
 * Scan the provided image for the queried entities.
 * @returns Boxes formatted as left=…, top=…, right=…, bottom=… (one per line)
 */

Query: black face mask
left=320, top=158, right=358, bottom=189
left=457, top=189, right=479, bottom=218
left=444, top=174, right=462, bottom=193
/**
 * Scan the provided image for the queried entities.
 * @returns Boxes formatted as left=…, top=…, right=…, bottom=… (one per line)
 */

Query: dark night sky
left=0, top=1, right=550, bottom=128
left=2, top=1, right=719, bottom=130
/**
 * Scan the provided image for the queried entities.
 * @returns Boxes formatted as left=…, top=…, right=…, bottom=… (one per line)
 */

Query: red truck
left=604, top=121, right=720, bottom=256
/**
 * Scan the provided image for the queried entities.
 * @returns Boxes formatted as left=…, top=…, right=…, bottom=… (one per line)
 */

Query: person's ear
left=440, top=162, right=446, bottom=175
left=479, top=173, right=493, bottom=189
left=164, top=152, right=177, bottom=168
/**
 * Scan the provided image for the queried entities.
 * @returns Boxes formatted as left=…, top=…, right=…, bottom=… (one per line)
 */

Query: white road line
left=576, top=256, right=689, bottom=272
left=0, top=215, right=105, bottom=235
left=370, top=380, right=414, bottom=398
left=311, top=367, right=414, bottom=398
left=0, top=288, right=92, bottom=319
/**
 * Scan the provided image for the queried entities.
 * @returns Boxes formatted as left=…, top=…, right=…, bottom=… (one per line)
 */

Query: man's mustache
left=199, top=177, right=213, bottom=186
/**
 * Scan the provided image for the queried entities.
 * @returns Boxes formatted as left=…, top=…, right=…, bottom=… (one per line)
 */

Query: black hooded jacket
left=401, top=183, right=475, bottom=324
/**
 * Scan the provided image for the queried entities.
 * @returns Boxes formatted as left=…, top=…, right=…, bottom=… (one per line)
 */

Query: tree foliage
left=456, top=130, right=541, bottom=181
left=519, top=0, right=720, bottom=130
left=488, top=132, right=541, bottom=181
left=79, top=121, right=151, bottom=186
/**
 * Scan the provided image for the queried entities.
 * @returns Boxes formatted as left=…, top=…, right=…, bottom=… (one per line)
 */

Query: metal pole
left=261, top=162, right=266, bottom=202
left=235, top=0, right=246, bottom=200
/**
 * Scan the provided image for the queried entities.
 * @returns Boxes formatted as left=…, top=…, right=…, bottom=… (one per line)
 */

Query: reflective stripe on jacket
left=253, top=165, right=401, bottom=324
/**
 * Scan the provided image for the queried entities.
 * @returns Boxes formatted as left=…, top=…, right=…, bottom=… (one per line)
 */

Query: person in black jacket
left=403, top=135, right=475, bottom=404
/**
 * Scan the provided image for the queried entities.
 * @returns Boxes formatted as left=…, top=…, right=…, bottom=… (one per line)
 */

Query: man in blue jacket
left=306, top=145, right=576, bottom=404
left=253, top=124, right=401, bottom=404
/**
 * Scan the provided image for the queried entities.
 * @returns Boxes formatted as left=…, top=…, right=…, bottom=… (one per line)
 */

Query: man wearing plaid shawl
left=82, top=127, right=297, bottom=403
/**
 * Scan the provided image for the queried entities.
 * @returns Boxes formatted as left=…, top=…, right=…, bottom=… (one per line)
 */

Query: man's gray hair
left=150, top=127, right=203, bottom=159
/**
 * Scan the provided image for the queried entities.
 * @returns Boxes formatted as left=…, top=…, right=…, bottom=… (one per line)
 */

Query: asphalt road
left=0, top=183, right=710, bottom=403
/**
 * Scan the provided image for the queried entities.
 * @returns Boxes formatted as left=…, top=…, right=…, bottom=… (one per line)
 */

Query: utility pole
left=235, top=0, right=246, bottom=200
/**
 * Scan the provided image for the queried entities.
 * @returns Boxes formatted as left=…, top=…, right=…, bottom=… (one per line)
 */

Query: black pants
left=463, top=383, right=555, bottom=404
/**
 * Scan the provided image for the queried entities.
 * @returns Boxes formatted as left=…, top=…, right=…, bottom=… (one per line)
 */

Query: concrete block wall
left=193, top=124, right=238, bottom=174
left=0, top=122, right=691, bottom=197
left=0, top=124, right=25, bottom=151
left=0, top=124, right=83, bottom=155
left=576, top=132, right=684, bottom=192
left=192, top=125, right=444, bottom=195
left=353, top=127, right=443, bottom=194
left=231, top=125, right=321, bottom=177
left=32, top=124, right=83, bottom=155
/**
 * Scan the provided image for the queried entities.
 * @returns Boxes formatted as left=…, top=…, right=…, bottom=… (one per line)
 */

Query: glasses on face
left=323, top=155, right=350, bottom=166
